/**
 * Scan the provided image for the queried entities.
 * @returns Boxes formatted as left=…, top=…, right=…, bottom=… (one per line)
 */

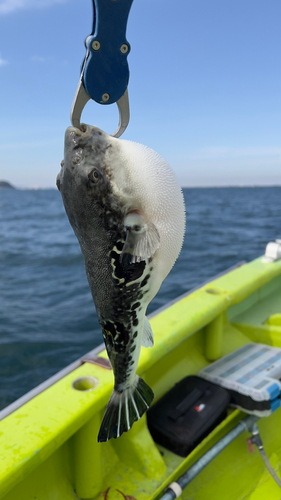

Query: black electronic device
left=147, top=375, right=230, bottom=457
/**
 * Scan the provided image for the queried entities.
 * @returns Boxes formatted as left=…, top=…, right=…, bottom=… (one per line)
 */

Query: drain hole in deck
left=72, top=376, right=98, bottom=392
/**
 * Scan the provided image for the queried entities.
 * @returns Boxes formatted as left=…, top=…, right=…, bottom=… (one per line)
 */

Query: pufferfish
left=57, top=124, right=185, bottom=442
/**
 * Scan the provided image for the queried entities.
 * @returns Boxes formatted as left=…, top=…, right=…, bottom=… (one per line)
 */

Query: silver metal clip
left=70, top=79, right=130, bottom=139
left=112, top=89, right=130, bottom=138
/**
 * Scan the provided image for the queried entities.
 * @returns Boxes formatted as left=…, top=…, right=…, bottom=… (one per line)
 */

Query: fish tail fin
left=98, top=376, right=154, bottom=442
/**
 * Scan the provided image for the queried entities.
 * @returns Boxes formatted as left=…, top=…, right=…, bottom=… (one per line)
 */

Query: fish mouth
left=66, top=123, right=106, bottom=139
left=66, top=123, right=91, bottom=137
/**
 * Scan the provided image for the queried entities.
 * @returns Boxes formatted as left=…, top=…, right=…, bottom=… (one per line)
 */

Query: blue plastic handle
left=83, top=0, right=134, bottom=105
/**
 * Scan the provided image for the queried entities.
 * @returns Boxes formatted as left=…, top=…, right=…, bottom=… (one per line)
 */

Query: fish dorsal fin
left=121, top=212, right=160, bottom=264
left=142, top=316, right=154, bottom=348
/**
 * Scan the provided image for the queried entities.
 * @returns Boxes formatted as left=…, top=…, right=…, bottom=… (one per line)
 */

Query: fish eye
left=88, top=169, right=100, bottom=184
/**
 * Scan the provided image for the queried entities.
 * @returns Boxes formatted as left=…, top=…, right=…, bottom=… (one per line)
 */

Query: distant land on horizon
left=0, top=181, right=15, bottom=189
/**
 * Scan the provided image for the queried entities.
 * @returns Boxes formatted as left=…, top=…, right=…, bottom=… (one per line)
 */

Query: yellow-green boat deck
left=2, top=257, right=281, bottom=500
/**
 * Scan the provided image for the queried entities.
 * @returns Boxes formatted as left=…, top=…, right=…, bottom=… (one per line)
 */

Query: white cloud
left=0, top=0, right=67, bottom=15
left=31, top=55, right=52, bottom=63
left=0, top=53, right=8, bottom=66
left=31, top=56, right=46, bottom=63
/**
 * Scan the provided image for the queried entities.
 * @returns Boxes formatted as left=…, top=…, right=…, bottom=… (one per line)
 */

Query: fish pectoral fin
left=142, top=316, right=154, bottom=348
left=120, top=212, right=160, bottom=264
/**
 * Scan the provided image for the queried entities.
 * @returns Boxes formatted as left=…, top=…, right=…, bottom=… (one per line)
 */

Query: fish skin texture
left=57, top=124, right=185, bottom=441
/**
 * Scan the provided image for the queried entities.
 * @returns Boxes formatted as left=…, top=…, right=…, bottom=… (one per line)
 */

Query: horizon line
left=1, top=184, right=280, bottom=190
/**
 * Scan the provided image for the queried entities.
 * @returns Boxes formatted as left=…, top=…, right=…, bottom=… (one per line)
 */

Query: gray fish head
left=57, top=124, right=111, bottom=194
left=57, top=124, right=122, bottom=236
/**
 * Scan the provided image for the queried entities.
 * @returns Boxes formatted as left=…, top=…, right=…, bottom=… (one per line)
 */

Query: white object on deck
left=199, top=343, right=281, bottom=416
left=262, top=240, right=281, bottom=263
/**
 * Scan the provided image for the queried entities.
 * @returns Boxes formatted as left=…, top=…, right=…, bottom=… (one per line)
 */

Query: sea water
left=0, top=187, right=280, bottom=410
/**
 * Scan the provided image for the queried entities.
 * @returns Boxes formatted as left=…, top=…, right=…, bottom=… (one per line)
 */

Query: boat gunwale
left=1, top=256, right=281, bottom=499
left=0, top=261, right=246, bottom=422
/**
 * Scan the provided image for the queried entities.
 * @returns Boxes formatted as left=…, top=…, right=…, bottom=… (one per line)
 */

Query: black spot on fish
left=133, top=331, right=138, bottom=338
left=141, top=274, right=150, bottom=288
left=113, top=278, right=121, bottom=286
left=101, top=321, right=130, bottom=351
left=116, top=241, right=124, bottom=252
left=111, top=250, right=146, bottom=284
left=123, top=261, right=146, bottom=283
left=133, top=318, right=139, bottom=327
left=132, top=302, right=141, bottom=310
left=130, top=345, right=136, bottom=353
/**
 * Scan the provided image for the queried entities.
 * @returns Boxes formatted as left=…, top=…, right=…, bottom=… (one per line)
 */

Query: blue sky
left=0, top=0, right=280, bottom=188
